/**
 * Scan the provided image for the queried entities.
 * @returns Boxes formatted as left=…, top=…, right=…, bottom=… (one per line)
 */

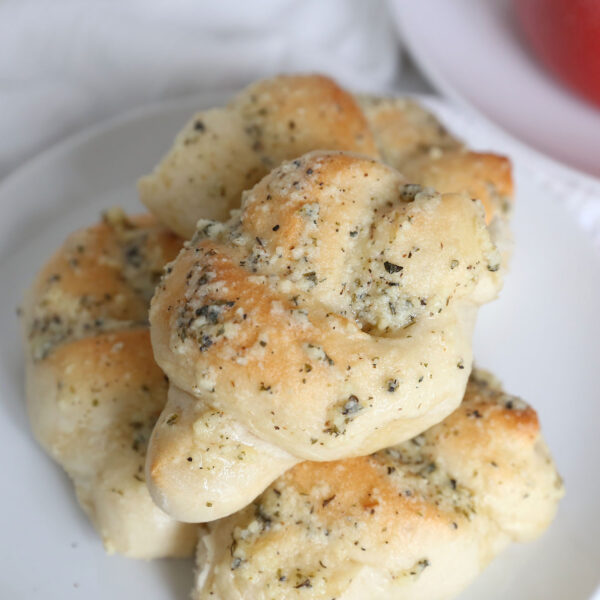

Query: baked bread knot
left=139, top=74, right=378, bottom=238
left=194, top=371, right=564, bottom=600
left=139, top=75, right=513, bottom=242
left=21, top=211, right=197, bottom=558
left=148, top=151, right=503, bottom=521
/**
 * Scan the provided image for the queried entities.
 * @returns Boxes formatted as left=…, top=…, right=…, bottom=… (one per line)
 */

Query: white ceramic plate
left=390, top=0, right=600, bottom=186
left=0, top=92, right=598, bottom=599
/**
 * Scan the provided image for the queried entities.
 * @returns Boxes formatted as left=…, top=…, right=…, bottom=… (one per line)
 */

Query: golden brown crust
left=238, top=75, right=378, bottom=159
left=358, top=95, right=514, bottom=246
left=139, top=76, right=514, bottom=241
left=400, top=150, right=513, bottom=225
left=22, top=213, right=197, bottom=558
left=139, top=75, right=379, bottom=238
left=194, top=372, right=563, bottom=600
left=282, top=372, right=544, bottom=533
left=24, top=210, right=181, bottom=360
left=358, top=94, right=462, bottom=166
left=147, top=151, right=503, bottom=521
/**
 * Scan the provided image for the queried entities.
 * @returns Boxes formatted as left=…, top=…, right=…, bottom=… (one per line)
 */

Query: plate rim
left=0, top=86, right=239, bottom=197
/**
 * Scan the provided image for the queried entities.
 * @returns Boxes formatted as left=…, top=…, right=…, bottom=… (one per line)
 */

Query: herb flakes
left=384, top=261, right=403, bottom=274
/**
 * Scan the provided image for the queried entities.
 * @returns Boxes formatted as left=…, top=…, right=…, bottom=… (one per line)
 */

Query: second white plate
left=391, top=0, right=600, bottom=186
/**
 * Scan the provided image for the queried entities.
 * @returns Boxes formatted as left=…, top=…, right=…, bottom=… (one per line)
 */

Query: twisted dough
left=194, top=371, right=564, bottom=600
left=139, top=75, right=513, bottom=240
left=139, top=74, right=378, bottom=238
left=148, top=151, right=503, bottom=521
left=21, top=211, right=197, bottom=558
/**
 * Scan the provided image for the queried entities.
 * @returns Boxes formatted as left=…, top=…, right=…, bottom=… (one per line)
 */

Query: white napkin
left=0, top=0, right=401, bottom=179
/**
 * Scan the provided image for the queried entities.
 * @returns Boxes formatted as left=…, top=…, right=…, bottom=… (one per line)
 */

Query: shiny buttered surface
left=194, top=372, right=564, bottom=600
left=21, top=212, right=197, bottom=558
left=148, top=150, right=503, bottom=521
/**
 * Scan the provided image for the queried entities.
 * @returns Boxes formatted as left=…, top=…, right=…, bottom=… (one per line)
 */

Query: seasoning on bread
left=194, top=371, right=563, bottom=600
left=21, top=212, right=197, bottom=558
left=147, top=151, right=503, bottom=522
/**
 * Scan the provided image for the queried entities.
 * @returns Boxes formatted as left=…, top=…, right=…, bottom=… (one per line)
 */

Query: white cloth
left=0, top=0, right=401, bottom=179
